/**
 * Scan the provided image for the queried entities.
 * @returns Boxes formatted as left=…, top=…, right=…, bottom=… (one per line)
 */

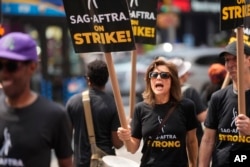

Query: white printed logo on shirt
left=0, top=128, right=11, bottom=156
left=0, top=127, right=24, bottom=166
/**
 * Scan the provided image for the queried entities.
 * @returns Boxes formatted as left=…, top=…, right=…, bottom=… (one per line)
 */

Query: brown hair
left=142, top=59, right=182, bottom=106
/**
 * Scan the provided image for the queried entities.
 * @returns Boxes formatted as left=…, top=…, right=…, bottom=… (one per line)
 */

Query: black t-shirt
left=182, top=85, right=207, bottom=144
left=205, top=84, right=250, bottom=167
left=132, top=99, right=198, bottom=167
left=0, top=95, right=73, bottom=167
left=182, top=85, right=206, bottom=115
left=200, top=83, right=221, bottom=107
left=66, top=88, right=121, bottom=167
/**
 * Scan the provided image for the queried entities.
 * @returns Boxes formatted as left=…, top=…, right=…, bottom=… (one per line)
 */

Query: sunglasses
left=0, top=61, right=27, bottom=73
left=149, top=72, right=171, bottom=79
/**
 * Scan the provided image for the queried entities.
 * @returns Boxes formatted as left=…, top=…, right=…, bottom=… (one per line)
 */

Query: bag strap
left=82, top=90, right=97, bottom=151
left=152, top=103, right=176, bottom=138
left=141, top=104, right=176, bottom=162
left=82, top=90, right=109, bottom=158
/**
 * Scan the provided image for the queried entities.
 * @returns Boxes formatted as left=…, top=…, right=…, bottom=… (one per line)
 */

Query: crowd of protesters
left=1, top=31, right=250, bottom=167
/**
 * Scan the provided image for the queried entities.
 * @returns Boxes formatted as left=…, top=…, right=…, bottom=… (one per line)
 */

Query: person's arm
left=117, top=127, right=141, bottom=154
left=54, top=106, right=74, bottom=167
left=196, top=109, right=207, bottom=123
left=186, top=128, right=198, bottom=167
left=58, top=156, right=73, bottom=167
left=199, top=128, right=216, bottom=167
left=112, top=131, right=124, bottom=149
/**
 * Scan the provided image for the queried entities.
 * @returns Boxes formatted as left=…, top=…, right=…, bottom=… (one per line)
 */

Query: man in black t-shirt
left=66, top=59, right=123, bottom=167
left=199, top=41, right=250, bottom=167
left=0, top=32, right=73, bottom=167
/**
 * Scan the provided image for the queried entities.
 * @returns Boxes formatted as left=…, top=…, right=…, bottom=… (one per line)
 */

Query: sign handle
left=236, top=27, right=246, bottom=115
left=221, top=72, right=230, bottom=89
left=105, top=53, right=127, bottom=128
left=236, top=27, right=246, bottom=136
left=104, top=53, right=133, bottom=148
left=129, top=50, right=137, bottom=119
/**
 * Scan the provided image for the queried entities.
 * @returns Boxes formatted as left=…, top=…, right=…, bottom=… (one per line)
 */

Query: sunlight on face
left=150, top=65, right=171, bottom=96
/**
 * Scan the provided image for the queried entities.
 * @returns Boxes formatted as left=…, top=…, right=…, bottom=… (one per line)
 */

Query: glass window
left=67, top=32, right=84, bottom=76
left=46, top=26, right=63, bottom=76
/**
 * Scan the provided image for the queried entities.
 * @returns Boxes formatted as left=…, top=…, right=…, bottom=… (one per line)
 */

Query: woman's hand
left=117, top=126, right=131, bottom=142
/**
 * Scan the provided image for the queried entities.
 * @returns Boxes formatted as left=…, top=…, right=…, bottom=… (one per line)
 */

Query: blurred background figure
left=0, top=84, right=2, bottom=94
left=66, top=59, right=123, bottom=167
left=167, top=57, right=207, bottom=146
left=200, top=63, right=227, bottom=107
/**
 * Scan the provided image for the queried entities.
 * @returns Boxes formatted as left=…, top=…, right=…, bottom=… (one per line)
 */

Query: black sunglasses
left=0, top=61, right=24, bottom=73
left=149, top=72, right=171, bottom=79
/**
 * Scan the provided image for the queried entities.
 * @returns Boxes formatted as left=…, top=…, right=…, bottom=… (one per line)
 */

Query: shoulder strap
left=82, top=90, right=109, bottom=157
left=82, top=90, right=96, bottom=145
left=153, top=104, right=176, bottom=138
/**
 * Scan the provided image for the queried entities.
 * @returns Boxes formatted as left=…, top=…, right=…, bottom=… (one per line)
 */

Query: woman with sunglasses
left=117, top=59, right=198, bottom=167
